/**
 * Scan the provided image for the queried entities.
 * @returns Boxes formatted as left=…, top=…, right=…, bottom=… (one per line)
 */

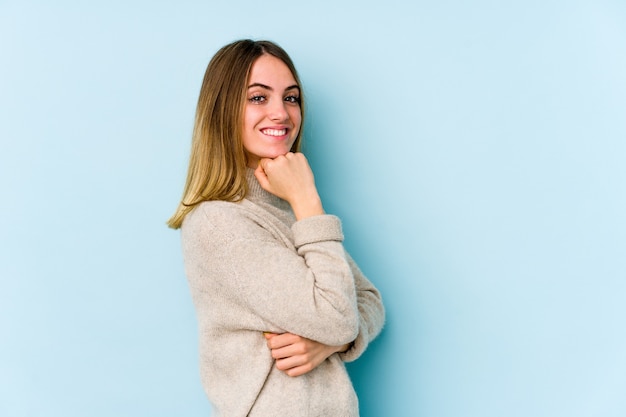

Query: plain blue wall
left=2, top=1, right=625, bottom=416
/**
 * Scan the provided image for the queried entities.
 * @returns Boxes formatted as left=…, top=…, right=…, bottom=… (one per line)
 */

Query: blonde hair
left=167, top=40, right=305, bottom=229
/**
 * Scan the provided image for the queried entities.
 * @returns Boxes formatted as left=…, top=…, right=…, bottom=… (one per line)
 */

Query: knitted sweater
left=181, top=170, right=385, bottom=417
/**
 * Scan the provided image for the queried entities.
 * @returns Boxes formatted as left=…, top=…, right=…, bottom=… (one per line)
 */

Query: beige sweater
left=181, top=170, right=385, bottom=417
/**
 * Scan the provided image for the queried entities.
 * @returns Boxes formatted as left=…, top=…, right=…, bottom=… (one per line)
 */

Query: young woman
left=168, top=39, right=384, bottom=417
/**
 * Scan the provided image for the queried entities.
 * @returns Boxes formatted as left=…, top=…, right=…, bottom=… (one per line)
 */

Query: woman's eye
left=285, top=95, right=300, bottom=104
left=249, top=95, right=266, bottom=103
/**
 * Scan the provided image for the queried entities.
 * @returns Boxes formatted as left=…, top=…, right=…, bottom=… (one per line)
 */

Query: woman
left=168, top=39, right=384, bottom=417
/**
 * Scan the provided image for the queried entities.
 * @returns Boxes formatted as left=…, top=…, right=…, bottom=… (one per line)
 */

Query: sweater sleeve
left=182, top=202, right=360, bottom=347
left=339, top=252, right=385, bottom=362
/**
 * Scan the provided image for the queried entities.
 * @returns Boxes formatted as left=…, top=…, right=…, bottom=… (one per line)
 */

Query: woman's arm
left=263, top=253, right=384, bottom=376
left=256, top=153, right=385, bottom=373
left=339, top=252, right=385, bottom=362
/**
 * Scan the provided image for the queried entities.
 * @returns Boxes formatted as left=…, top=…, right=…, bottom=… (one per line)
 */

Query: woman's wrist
left=291, top=194, right=324, bottom=220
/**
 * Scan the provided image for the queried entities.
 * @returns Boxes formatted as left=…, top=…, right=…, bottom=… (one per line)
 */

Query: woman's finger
left=265, top=332, right=300, bottom=349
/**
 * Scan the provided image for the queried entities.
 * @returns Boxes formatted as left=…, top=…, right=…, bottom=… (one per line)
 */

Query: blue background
left=1, top=1, right=625, bottom=416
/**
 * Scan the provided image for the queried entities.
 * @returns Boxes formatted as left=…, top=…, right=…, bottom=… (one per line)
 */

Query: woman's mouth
left=261, top=128, right=287, bottom=137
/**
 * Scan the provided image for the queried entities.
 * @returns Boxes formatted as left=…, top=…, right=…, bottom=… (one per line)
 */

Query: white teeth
left=262, top=129, right=286, bottom=136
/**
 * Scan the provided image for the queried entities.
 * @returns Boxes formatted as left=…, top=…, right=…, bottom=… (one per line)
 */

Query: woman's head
left=168, top=39, right=304, bottom=229
left=243, top=53, right=302, bottom=168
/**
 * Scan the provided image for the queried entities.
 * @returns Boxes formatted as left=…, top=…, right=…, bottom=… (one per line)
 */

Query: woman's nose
left=268, top=100, right=288, bottom=121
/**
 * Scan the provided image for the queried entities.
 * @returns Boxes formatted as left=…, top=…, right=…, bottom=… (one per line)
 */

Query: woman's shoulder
left=180, top=200, right=249, bottom=246
left=182, top=199, right=277, bottom=232
left=184, top=200, right=247, bottom=226
left=180, top=198, right=293, bottom=252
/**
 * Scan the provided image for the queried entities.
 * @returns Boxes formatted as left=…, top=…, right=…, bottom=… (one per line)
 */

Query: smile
left=261, top=128, right=287, bottom=137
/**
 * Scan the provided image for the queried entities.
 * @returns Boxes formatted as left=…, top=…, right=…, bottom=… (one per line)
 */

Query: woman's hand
left=264, top=332, right=351, bottom=377
left=254, top=152, right=324, bottom=220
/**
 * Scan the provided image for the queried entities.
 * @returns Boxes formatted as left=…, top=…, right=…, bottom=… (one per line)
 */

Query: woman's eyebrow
left=247, top=83, right=300, bottom=92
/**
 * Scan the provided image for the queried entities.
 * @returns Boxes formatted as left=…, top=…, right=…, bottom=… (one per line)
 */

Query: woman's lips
left=261, top=128, right=288, bottom=137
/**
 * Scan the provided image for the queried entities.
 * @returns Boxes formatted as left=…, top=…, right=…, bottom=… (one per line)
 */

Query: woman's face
left=243, top=54, right=302, bottom=168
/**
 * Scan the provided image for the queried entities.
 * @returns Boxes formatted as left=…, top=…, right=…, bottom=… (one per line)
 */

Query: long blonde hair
left=167, top=40, right=305, bottom=229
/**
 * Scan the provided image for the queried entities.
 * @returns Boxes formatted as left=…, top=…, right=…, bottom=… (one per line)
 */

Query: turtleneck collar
left=245, top=168, right=292, bottom=212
